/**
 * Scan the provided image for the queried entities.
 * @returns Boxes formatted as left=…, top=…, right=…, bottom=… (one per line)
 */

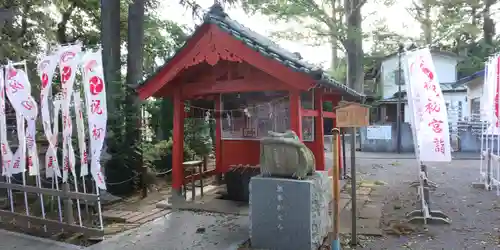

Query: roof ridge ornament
left=207, top=3, right=227, bottom=19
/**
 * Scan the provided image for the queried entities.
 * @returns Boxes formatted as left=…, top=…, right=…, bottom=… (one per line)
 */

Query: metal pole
left=341, top=129, right=347, bottom=179
left=396, top=45, right=404, bottom=154
left=350, top=127, right=357, bottom=246
left=330, top=128, right=341, bottom=250
left=0, top=8, right=13, bottom=208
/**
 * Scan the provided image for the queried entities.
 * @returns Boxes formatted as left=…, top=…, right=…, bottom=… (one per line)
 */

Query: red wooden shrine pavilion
left=137, top=4, right=364, bottom=195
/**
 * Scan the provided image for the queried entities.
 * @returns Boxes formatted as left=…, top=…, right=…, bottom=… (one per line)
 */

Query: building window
left=300, top=89, right=314, bottom=110
left=393, top=69, right=405, bottom=85
left=302, top=117, right=314, bottom=142
left=458, top=101, right=463, bottom=121
left=471, top=98, right=480, bottom=121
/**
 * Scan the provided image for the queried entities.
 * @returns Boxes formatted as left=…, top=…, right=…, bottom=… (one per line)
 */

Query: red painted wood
left=303, top=141, right=314, bottom=156
left=324, top=111, right=336, bottom=118
left=289, top=90, right=303, bottom=140
left=172, top=90, right=185, bottom=190
left=137, top=24, right=244, bottom=100
left=137, top=25, right=210, bottom=100
left=331, top=97, right=342, bottom=171
left=220, top=140, right=260, bottom=173
left=314, top=89, right=325, bottom=171
left=212, top=27, right=315, bottom=91
left=180, top=78, right=288, bottom=98
left=215, top=95, right=222, bottom=173
left=301, top=109, right=318, bottom=117
left=184, top=169, right=217, bottom=182
left=138, top=23, right=353, bottom=100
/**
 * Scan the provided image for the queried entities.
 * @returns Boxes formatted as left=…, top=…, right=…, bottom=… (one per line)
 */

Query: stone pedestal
left=249, top=171, right=331, bottom=250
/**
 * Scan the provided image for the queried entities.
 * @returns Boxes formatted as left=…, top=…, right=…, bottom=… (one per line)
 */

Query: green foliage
left=241, top=0, right=342, bottom=48
left=142, top=139, right=195, bottom=171
left=184, top=117, right=213, bottom=158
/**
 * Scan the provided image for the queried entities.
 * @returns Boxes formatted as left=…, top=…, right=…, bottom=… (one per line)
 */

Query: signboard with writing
left=335, top=102, right=370, bottom=128
left=367, top=125, right=392, bottom=140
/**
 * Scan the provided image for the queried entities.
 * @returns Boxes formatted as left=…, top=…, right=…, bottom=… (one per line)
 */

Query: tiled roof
left=377, top=82, right=467, bottom=105
left=452, top=70, right=484, bottom=88
left=141, top=4, right=364, bottom=99
left=440, top=82, right=467, bottom=92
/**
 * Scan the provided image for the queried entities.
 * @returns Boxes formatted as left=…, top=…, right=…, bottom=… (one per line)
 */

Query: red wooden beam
left=324, top=111, right=336, bottom=118
left=215, top=95, right=222, bottom=173
left=137, top=25, right=211, bottom=100
left=301, top=109, right=319, bottom=117
left=184, top=169, right=217, bottom=182
left=212, top=25, right=315, bottom=91
left=289, top=90, right=303, bottom=140
left=176, top=78, right=288, bottom=98
left=331, top=96, right=342, bottom=173
left=314, top=88, right=325, bottom=171
left=172, top=89, right=185, bottom=191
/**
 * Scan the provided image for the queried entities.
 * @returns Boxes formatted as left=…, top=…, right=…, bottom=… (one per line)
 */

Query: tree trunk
left=330, top=0, right=339, bottom=72
left=344, top=0, right=364, bottom=93
left=483, top=0, right=496, bottom=49
left=423, top=0, right=432, bottom=44
left=100, top=0, right=122, bottom=119
left=100, top=0, right=122, bottom=190
left=125, top=0, right=146, bottom=197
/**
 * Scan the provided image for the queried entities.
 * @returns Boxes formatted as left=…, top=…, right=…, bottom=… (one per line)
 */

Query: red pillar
left=172, top=90, right=184, bottom=192
left=331, top=96, right=342, bottom=173
left=215, top=94, right=222, bottom=173
left=289, top=90, right=303, bottom=139
left=314, top=89, right=325, bottom=170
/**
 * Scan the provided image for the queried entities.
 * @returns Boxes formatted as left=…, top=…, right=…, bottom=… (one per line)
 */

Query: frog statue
left=259, top=130, right=316, bottom=179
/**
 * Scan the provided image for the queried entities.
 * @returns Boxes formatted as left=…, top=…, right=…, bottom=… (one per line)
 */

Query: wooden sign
left=334, top=102, right=370, bottom=128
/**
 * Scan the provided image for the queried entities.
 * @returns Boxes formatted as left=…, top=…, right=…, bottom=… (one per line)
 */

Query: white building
left=455, top=70, right=484, bottom=119
left=376, top=50, right=467, bottom=124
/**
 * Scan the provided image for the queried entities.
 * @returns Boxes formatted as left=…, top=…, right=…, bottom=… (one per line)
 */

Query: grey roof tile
left=141, top=4, right=363, bottom=99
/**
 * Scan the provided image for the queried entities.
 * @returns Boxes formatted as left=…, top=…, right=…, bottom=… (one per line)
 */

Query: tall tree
left=241, top=0, right=349, bottom=76
left=100, top=0, right=125, bottom=192
left=344, top=0, right=365, bottom=92
left=240, top=0, right=368, bottom=91
left=125, top=0, right=145, bottom=196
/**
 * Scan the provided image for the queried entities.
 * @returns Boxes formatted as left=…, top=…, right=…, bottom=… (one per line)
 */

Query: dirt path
left=348, top=156, right=500, bottom=250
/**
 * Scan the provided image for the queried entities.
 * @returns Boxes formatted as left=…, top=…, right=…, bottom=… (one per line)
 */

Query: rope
left=8, top=168, right=173, bottom=186
left=186, top=94, right=291, bottom=112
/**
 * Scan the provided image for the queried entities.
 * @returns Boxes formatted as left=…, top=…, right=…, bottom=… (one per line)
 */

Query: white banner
left=26, top=118, right=40, bottom=176
left=5, top=65, right=40, bottom=174
left=74, top=93, right=88, bottom=176
left=404, top=48, right=451, bottom=162
left=46, top=98, right=61, bottom=178
left=11, top=114, right=25, bottom=174
left=59, top=45, right=81, bottom=182
left=82, top=50, right=107, bottom=190
left=38, top=54, right=61, bottom=177
left=481, top=57, right=500, bottom=134
left=0, top=67, right=13, bottom=176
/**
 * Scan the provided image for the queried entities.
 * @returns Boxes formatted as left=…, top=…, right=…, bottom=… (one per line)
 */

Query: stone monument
left=249, top=130, right=332, bottom=250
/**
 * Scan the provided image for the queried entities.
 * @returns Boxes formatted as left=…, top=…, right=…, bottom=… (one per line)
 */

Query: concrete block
left=249, top=171, right=332, bottom=250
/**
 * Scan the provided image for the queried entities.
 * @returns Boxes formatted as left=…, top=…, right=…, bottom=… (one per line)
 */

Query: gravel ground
left=345, top=156, right=500, bottom=250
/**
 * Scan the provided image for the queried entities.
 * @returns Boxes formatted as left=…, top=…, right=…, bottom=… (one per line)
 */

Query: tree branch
left=346, top=0, right=366, bottom=21
left=57, top=2, right=77, bottom=44
left=18, top=1, right=29, bottom=40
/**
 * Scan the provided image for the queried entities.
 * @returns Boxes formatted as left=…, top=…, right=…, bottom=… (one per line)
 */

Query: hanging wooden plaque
left=335, top=102, right=370, bottom=128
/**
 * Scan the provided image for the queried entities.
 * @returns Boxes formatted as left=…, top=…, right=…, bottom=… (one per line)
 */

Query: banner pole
left=350, top=127, right=357, bottom=246
left=330, top=128, right=341, bottom=250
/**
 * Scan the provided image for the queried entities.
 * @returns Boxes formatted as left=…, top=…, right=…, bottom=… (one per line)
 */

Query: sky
left=160, top=0, right=422, bottom=69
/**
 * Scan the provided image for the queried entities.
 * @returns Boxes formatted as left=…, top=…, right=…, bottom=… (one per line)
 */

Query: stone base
left=472, top=181, right=498, bottom=190
left=249, top=171, right=331, bottom=250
